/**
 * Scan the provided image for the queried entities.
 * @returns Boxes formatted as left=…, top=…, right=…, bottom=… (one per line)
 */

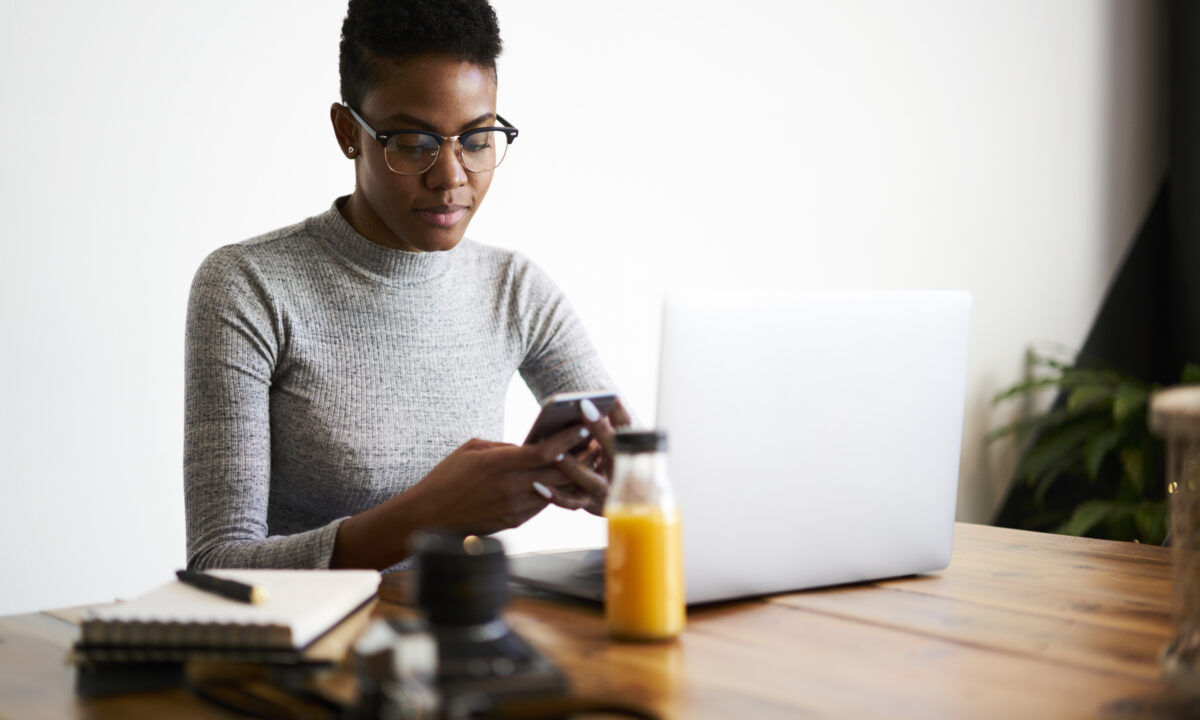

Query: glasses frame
left=344, top=105, right=519, bottom=176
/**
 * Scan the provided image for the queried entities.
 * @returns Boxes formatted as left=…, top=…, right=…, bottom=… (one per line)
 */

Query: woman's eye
left=387, top=137, right=438, bottom=160
left=392, top=138, right=429, bottom=151
left=462, top=132, right=497, bottom=152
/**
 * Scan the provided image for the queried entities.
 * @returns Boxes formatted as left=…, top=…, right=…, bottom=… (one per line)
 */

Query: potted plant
left=990, top=347, right=1200, bottom=544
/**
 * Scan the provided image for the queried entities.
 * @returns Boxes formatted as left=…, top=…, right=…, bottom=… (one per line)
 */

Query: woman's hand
left=331, top=424, right=596, bottom=570
left=404, top=427, right=595, bottom=534
left=538, top=397, right=633, bottom=516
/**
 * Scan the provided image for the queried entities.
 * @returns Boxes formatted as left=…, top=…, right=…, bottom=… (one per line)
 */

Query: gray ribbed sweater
left=184, top=200, right=612, bottom=570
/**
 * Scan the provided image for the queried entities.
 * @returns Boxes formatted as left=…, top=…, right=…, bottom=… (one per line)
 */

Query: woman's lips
left=416, top=205, right=468, bottom=228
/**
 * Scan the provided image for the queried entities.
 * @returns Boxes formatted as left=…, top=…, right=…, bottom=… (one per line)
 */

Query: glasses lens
left=383, top=134, right=441, bottom=175
left=459, top=129, right=510, bottom=172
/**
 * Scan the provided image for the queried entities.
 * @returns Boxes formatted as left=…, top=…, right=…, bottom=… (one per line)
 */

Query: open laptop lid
left=659, top=290, right=971, bottom=603
left=509, top=290, right=971, bottom=605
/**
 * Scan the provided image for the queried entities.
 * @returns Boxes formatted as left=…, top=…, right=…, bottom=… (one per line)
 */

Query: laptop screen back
left=656, top=290, right=972, bottom=603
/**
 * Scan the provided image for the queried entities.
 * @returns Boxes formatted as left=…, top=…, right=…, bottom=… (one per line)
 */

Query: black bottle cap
left=614, top=429, right=668, bottom=453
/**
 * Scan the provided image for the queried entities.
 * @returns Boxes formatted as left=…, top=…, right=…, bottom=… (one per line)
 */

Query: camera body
left=355, top=532, right=567, bottom=719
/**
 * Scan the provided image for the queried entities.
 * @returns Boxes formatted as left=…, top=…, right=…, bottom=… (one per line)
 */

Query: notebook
left=509, top=290, right=972, bottom=604
left=76, top=569, right=381, bottom=663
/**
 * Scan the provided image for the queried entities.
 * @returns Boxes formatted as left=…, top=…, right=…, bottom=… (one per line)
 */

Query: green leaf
left=1120, top=447, right=1146, bottom=495
left=1112, top=382, right=1149, bottom=423
left=1059, top=368, right=1122, bottom=389
left=1029, top=352, right=1072, bottom=370
left=991, top=376, right=1064, bottom=405
left=987, top=403, right=1093, bottom=446
left=1031, top=453, right=1083, bottom=504
left=985, top=416, right=1032, bottom=444
left=1182, top=363, right=1200, bottom=384
left=1134, top=501, right=1168, bottom=544
left=1057, top=500, right=1114, bottom=536
left=1018, top=416, right=1110, bottom=485
left=1082, top=428, right=1123, bottom=480
left=1067, top=384, right=1113, bottom=414
left=986, top=412, right=1055, bottom=444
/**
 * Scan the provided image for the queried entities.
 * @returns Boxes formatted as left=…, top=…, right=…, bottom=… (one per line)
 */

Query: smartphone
left=523, top=390, right=618, bottom=451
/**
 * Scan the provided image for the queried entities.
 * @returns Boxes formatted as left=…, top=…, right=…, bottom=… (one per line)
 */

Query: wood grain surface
left=0, top=523, right=1184, bottom=720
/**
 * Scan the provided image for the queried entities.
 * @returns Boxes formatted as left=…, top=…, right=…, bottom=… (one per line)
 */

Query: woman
left=184, top=0, right=627, bottom=571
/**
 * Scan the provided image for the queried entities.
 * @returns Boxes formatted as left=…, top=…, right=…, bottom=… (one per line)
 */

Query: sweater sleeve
left=510, top=256, right=616, bottom=403
left=183, top=248, right=343, bottom=569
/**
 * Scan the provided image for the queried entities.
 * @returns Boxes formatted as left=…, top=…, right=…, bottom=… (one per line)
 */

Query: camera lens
left=412, top=531, right=508, bottom=627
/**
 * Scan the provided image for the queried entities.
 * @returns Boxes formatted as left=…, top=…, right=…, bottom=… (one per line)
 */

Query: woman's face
left=334, top=54, right=499, bottom=252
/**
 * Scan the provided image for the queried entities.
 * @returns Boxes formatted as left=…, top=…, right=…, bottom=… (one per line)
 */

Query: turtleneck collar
left=308, top=197, right=461, bottom=286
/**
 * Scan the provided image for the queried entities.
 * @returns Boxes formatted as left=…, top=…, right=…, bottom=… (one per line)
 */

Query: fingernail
left=579, top=427, right=590, bottom=439
left=555, top=453, right=565, bottom=462
left=580, top=398, right=601, bottom=422
left=532, top=481, right=553, bottom=500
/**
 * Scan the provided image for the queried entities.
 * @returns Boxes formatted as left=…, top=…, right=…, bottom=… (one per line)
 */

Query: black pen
left=176, top=570, right=269, bottom=604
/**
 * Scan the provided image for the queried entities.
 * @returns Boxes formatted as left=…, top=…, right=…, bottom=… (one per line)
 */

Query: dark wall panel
left=1169, top=0, right=1200, bottom=369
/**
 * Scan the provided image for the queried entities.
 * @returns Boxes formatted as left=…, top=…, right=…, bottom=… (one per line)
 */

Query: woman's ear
left=330, top=103, right=359, bottom=159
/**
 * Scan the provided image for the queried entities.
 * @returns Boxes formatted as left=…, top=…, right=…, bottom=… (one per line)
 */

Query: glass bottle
left=1151, top=386, right=1200, bottom=694
left=604, top=429, right=685, bottom=640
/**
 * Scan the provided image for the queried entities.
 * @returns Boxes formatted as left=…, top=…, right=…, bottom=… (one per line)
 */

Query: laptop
left=509, top=290, right=972, bottom=605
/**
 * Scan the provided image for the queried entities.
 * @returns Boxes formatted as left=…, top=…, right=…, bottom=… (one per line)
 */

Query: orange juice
left=605, top=505, right=685, bottom=640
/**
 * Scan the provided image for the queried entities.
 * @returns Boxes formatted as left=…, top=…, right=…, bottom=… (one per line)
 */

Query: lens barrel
left=412, top=532, right=509, bottom=627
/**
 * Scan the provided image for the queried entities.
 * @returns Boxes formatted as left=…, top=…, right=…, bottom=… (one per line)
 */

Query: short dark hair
left=339, top=0, right=503, bottom=108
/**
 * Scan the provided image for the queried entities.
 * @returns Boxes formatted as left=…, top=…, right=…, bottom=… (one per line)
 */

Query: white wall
left=0, top=1, right=1165, bottom=616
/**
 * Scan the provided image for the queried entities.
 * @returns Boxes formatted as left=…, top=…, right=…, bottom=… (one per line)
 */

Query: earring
left=347, top=146, right=356, bottom=156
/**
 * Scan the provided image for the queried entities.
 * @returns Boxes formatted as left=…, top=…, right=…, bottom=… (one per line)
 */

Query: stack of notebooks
left=74, top=569, right=381, bottom=665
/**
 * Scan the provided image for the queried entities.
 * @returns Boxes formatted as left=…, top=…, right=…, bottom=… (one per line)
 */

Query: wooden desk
left=0, top=523, right=1180, bottom=719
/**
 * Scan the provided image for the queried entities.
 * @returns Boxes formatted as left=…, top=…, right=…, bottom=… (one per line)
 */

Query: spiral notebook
left=75, top=569, right=381, bottom=663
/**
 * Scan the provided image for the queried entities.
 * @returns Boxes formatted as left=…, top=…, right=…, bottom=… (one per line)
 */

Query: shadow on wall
left=968, top=1, right=1170, bottom=527
left=991, top=172, right=1199, bottom=542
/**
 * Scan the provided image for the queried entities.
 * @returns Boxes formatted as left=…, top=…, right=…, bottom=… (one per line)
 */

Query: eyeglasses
left=345, top=105, right=519, bottom=175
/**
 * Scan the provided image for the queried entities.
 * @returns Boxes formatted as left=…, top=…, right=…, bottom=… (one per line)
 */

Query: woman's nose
left=424, top=141, right=468, bottom=189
